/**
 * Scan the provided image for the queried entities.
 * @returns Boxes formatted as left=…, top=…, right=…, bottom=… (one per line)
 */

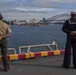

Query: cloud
left=32, top=0, right=76, bottom=3
left=0, top=0, right=15, bottom=9
left=0, top=0, right=15, bottom=2
left=29, top=0, right=76, bottom=8
left=0, top=0, right=76, bottom=20
left=14, top=7, right=55, bottom=13
left=0, top=0, right=76, bottom=10
left=2, top=7, right=69, bottom=21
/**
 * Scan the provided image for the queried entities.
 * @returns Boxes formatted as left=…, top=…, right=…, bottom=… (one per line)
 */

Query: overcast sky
left=0, top=0, right=76, bottom=21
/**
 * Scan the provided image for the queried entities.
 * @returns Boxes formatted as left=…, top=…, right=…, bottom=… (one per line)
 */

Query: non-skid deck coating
left=0, top=55, right=76, bottom=75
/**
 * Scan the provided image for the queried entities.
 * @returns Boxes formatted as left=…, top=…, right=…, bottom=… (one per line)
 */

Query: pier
left=0, top=55, right=76, bottom=75
left=0, top=40, right=75, bottom=75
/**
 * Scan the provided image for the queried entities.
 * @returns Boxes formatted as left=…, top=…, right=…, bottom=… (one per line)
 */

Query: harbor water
left=7, top=24, right=66, bottom=53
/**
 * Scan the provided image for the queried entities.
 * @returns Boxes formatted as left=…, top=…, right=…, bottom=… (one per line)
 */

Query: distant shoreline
left=11, top=23, right=48, bottom=26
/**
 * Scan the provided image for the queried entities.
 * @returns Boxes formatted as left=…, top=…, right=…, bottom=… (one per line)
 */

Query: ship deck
left=0, top=55, right=76, bottom=75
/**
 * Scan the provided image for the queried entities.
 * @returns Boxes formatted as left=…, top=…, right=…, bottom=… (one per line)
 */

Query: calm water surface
left=7, top=24, right=66, bottom=53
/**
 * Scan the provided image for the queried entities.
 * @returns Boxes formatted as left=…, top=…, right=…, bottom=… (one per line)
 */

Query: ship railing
left=0, top=48, right=16, bottom=55
left=19, top=39, right=58, bottom=54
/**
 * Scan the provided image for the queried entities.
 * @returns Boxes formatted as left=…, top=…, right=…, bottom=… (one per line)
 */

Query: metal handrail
left=19, top=39, right=58, bottom=54
left=0, top=48, right=16, bottom=54
left=7, top=48, right=17, bottom=54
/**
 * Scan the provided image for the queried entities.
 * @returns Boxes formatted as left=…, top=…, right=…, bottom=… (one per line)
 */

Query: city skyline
left=0, top=0, right=76, bottom=20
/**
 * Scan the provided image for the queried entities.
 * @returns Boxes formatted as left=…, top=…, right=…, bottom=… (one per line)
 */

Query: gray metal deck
left=0, top=55, right=76, bottom=75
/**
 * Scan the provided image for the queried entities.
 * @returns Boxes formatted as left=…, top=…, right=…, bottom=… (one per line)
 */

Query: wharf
left=0, top=55, right=76, bottom=75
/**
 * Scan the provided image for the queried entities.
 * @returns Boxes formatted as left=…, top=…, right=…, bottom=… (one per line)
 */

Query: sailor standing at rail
left=62, top=11, right=76, bottom=69
left=0, top=13, right=11, bottom=71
